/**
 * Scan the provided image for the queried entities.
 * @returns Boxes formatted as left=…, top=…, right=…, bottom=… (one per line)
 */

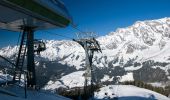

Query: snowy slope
left=43, top=71, right=131, bottom=91
left=0, top=86, right=71, bottom=100
left=0, top=92, right=70, bottom=100
left=94, top=85, right=170, bottom=100
left=44, top=71, right=85, bottom=90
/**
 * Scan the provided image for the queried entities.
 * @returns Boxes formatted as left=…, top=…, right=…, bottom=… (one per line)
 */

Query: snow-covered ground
left=43, top=71, right=170, bottom=100
left=0, top=71, right=13, bottom=83
left=94, top=85, right=170, bottom=100
left=149, top=82, right=167, bottom=88
left=1, top=84, right=169, bottom=100
left=44, top=71, right=85, bottom=90
left=119, top=72, right=134, bottom=82
left=0, top=85, right=71, bottom=100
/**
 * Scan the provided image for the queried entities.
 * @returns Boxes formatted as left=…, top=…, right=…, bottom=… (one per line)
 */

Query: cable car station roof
left=0, top=0, right=72, bottom=31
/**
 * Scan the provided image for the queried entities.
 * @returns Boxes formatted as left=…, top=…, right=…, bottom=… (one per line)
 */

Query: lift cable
left=16, top=30, right=22, bottom=47
left=15, top=29, right=22, bottom=59
left=41, top=22, right=98, bottom=40
left=43, top=30, right=73, bottom=40
left=70, top=23, right=86, bottom=34
left=71, top=23, right=99, bottom=40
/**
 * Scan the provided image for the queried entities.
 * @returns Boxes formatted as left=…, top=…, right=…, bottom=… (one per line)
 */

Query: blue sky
left=1, top=0, right=170, bottom=47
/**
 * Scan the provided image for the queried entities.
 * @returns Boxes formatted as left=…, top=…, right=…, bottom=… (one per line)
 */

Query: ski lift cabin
left=0, top=0, right=72, bottom=87
left=34, top=39, right=46, bottom=54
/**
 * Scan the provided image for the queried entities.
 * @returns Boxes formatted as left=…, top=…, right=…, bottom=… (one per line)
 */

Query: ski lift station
left=0, top=0, right=71, bottom=90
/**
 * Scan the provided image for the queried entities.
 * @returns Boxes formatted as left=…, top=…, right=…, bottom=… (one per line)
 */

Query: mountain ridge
left=0, top=17, right=170, bottom=89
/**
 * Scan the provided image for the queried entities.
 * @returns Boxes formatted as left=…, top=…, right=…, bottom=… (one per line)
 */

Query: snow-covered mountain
left=0, top=17, right=170, bottom=90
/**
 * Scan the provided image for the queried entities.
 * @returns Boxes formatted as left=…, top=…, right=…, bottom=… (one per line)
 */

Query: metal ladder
left=13, top=29, right=27, bottom=82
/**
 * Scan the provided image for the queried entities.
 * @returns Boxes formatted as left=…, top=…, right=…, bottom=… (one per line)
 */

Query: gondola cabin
left=34, top=39, right=46, bottom=54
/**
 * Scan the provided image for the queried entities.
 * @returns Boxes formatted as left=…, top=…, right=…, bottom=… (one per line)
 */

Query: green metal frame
left=6, top=0, right=70, bottom=26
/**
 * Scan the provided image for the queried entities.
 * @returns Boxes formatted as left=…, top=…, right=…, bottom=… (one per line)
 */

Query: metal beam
left=26, top=27, right=36, bottom=87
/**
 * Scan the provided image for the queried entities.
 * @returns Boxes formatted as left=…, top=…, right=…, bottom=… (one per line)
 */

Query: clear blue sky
left=1, top=0, right=170, bottom=48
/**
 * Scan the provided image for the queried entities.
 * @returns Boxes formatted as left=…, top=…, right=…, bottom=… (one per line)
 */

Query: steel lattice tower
left=73, top=32, right=101, bottom=99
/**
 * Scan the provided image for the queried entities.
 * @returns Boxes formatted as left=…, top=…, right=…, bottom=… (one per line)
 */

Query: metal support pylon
left=73, top=33, right=101, bottom=99
left=26, top=27, right=36, bottom=87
